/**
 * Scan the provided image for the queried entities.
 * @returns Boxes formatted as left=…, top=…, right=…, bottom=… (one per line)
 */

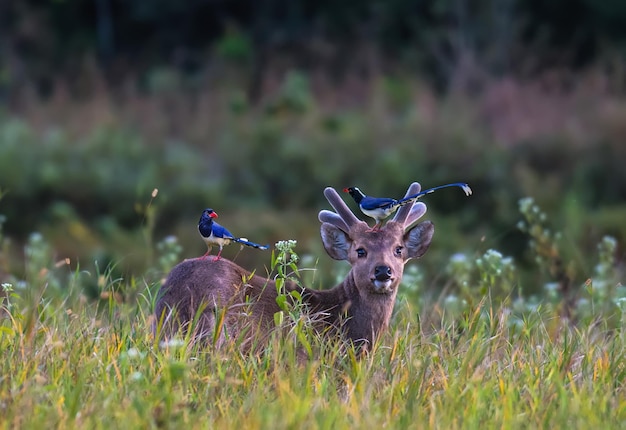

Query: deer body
left=154, top=184, right=434, bottom=350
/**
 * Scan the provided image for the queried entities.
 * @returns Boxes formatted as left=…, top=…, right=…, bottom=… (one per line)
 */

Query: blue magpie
left=198, top=208, right=269, bottom=260
left=344, top=182, right=472, bottom=230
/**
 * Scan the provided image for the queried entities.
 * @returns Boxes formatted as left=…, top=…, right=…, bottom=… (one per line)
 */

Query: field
left=2, top=2, right=626, bottom=427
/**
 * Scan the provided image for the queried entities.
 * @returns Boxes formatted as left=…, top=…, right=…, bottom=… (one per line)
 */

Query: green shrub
left=2, top=72, right=626, bottom=286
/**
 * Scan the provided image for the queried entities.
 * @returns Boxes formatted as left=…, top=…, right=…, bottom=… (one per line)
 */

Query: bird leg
left=366, top=222, right=382, bottom=232
left=212, top=247, right=224, bottom=261
left=200, top=246, right=212, bottom=260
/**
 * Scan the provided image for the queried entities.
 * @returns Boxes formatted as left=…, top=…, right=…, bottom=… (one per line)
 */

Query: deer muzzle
left=372, top=265, right=394, bottom=294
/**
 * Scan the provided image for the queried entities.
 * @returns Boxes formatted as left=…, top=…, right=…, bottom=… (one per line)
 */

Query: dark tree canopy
left=1, top=0, right=626, bottom=98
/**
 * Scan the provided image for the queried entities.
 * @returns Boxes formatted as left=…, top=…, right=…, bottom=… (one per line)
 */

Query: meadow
left=1, top=70, right=626, bottom=428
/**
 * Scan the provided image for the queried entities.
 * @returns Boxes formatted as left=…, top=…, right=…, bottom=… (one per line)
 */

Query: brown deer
left=153, top=183, right=434, bottom=351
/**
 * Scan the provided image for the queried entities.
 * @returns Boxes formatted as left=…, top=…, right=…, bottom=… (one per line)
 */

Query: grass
left=0, top=284, right=624, bottom=429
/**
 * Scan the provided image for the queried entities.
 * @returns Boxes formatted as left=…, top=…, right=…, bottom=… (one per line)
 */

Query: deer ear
left=320, top=223, right=351, bottom=261
left=404, top=221, right=434, bottom=260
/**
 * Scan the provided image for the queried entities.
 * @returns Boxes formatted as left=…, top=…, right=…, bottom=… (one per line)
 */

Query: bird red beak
left=210, top=212, right=218, bottom=218
left=343, top=187, right=350, bottom=193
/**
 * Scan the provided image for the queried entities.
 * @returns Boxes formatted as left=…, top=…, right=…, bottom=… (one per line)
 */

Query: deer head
left=313, top=182, right=434, bottom=344
left=154, top=183, right=434, bottom=351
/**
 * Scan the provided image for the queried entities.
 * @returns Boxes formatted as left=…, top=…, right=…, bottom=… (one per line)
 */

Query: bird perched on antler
left=198, top=208, right=269, bottom=260
left=344, top=182, right=472, bottom=230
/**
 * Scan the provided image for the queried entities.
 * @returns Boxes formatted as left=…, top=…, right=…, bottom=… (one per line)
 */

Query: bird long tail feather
left=233, top=238, right=270, bottom=250
left=397, top=182, right=472, bottom=206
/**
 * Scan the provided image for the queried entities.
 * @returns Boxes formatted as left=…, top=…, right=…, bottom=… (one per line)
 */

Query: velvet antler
left=318, top=186, right=366, bottom=232
left=391, top=182, right=428, bottom=228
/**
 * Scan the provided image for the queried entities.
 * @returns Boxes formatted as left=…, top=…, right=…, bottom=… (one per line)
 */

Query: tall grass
left=1, top=279, right=625, bottom=428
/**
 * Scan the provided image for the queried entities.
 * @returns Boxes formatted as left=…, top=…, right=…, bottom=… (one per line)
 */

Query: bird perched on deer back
left=344, top=182, right=472, bottom=230
left=198, top=208, right=269, bottom=260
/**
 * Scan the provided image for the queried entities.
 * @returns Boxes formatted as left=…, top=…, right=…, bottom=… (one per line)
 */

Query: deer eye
left=395, top=246, right=403, bottom=257
left=356, top=248, right=367, bottom=258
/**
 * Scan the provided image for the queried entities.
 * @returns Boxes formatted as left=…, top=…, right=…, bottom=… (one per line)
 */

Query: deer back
left=154, top=257, right=292, bottom=347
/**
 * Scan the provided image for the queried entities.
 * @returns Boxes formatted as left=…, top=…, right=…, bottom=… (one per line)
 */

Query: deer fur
left=154, top=183, right=434, bottom=351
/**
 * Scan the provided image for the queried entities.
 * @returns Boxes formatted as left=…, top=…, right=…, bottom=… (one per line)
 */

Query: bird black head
left=343, top=187, right=365, bottom=203
left=200, top=208, right=219, bottom=222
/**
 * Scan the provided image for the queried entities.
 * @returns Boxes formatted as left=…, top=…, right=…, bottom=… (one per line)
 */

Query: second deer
left=154, top=183, right=435, bottom=351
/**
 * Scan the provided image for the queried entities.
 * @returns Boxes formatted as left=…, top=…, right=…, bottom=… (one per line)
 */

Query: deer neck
left=300, top=270, right=397, bottom=346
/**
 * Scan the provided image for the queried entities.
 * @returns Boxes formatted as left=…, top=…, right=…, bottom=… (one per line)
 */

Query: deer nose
left=374, top=265, right=392, bottom=281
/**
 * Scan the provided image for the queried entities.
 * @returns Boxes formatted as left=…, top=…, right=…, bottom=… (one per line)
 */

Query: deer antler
left=392, top=182, right=427, bottom=228
left=318, top=186, right=365, bottom=232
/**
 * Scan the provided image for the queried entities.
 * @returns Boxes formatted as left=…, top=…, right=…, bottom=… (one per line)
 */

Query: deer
left=153, top=183, right=434, bottom=352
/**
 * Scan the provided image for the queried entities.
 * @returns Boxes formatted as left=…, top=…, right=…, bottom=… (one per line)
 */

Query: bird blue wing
left=360, top=196, right=398, bottom=210
left=211, top=223, right=236, bottom=240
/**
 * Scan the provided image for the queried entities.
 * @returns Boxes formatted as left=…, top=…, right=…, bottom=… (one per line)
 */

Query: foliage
left=2, top=77, right=626, bottom=283
left=0, top=117, right=219, bottom=238
left=515, top=197, right=625, bottom=325
left=389, top=197, right=625, bottom=336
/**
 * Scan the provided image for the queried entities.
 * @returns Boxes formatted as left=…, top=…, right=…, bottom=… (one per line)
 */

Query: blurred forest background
left=1, top=0, right=626, bottom=299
